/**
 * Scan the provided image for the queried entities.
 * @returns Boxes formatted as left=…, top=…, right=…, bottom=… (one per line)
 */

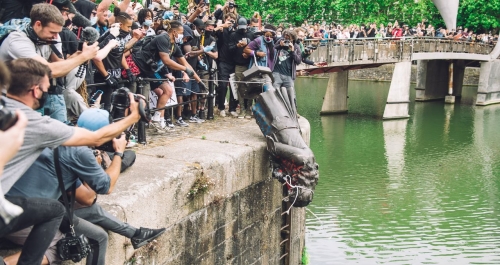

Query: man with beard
left=185, top=19, right=218, bottom=121
left=228, top=17, right=255, bottom=119
left=93, top=7, right=136, bottom=112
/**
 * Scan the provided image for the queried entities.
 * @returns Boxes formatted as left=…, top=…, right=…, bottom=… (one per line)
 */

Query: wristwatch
left=114, top=152, right=124, bottom=159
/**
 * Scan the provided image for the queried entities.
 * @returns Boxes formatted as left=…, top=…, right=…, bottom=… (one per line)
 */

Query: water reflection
left=296, top=78, right=500, bottom=264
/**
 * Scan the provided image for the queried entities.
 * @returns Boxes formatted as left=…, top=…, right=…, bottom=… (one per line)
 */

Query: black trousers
left=1, top=196, right=65, bottom=265
left=217, top=61, right=238, bottom=111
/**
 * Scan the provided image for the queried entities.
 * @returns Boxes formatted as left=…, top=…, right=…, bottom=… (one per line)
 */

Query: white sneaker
left=151, top=119, right=169, bottom=132
left=152, top=112, right=161, bottom=122
left=220, top=110, right=226, bottom=117
left=230, top=111, right=238, bottom=117
left=238, top=109, right=246, bottom=119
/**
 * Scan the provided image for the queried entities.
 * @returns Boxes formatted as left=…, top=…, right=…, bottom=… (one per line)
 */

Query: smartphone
left=90, top=90, right=103, bottom=104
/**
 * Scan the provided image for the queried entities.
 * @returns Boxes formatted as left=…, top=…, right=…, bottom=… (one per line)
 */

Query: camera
left=0, top=98, right=18, bottom=131
left=98, top=87, right=151, bottom=152
left=283, top=40, right=291, bottom=46
left=305, top=45, right=317, bottom=53
left=228, top=2, right=238, bottom=8
left=57, top=233, right=92, bottom=262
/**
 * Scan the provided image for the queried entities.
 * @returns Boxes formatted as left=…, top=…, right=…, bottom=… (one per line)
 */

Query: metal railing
left=300, top=37, right=497, bottom=68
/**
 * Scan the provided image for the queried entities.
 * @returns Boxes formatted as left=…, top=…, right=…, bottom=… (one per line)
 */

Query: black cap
left=229, top=2, right=238, bottom=8
left=237, top=17, right=247, bottom=29
left=193, top=18, right=205, bottom=29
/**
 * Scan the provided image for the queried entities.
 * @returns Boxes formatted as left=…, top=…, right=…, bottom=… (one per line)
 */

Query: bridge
left=297, top=37, right=500, bottom=119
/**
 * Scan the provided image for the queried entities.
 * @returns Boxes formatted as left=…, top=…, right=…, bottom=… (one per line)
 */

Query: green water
left=296, top=78, right=500, bottom=264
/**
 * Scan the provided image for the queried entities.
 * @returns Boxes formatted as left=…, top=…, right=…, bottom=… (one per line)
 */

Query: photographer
left=213, top=1, right=239, bottom=22
left=228, top=17, right=255, bottom=119
left=244, top=24, right=277, bottom=68
left=294, top=27, right=319, bottom=66
left=214, top=13, right=238, bottom=117
left=1, top=58, right=142, bottom=263
left=7, top=108, right=165, bottom=265
left=0, top=4, right=100, bottom=122
left=272, top=30, right=302, bottom=113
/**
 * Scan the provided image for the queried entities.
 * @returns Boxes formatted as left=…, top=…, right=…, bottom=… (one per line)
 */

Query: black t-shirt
left=216, top=28, right=233, bottom=64
left=273, top=47, right=293, bottom=77
left=97, top=31, right=131, bottom=77
left=74, top=0, right=96, bottom=19
left=185, top=37, right=199, bottom=70
left=59, top=27, right=78, bottom=58
left=228, top=30, right=254, bottom=66
left=366, top=27, right=376, bottom=38
left=132, top=34, right=174, bottom=76
left=200, top=32, right=218, bottom=70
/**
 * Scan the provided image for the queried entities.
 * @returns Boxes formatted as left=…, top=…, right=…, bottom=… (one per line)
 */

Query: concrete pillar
left=320, top=71, right=349, bottom=115
left=415, top=60, right=449, bottom=101
left=445, top=60, right=466, bottom=104
left=383, top=61, right=411, bottom=119
left=476, top=60, right=500, bottom=106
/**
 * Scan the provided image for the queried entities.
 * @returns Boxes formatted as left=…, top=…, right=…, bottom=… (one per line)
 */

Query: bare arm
left=95, top=39, right=118, bottom=61
left=205, top=50, right=218, bottom=59
left=63, top=94, right=140, bottom=146
left=75, top=183, right=97, bottom=206
left=32, top=43, right=99, bottom=78
left=159, top=51, right=188, bottom=71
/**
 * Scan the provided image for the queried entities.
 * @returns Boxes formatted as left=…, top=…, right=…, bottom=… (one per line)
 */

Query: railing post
left=207, top=69, right=215, bottom=120
left=136, top=79, right=147, bottom=145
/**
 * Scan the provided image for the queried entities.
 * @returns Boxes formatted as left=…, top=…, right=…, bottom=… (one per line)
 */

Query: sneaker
left=230, top=111, right=238, bottom=117
left=151, top=112, right=161, bottom=122
left=126, top=141, right=137, bottom=148
left=131, top=227, right=166, bottom=249
left=219, top=110, right=226, bottom=117
left=238, top=109, right=246, bottom=119
left=176, top=118, right=189, bottom=127
left=165, top=118, right=175, bottom=128
left=151, top=119, right=169, bottom=132
left=189, top=115, right=203, bottom=123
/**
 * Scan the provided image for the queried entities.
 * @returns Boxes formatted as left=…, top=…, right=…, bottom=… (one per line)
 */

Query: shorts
left=189, top=79, right=200, bottom=94
left=174, top=79, right=191, bottom=96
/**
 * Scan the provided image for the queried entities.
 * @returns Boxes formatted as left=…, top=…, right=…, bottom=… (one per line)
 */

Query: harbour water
left=296, top=77, right=500, bottom=264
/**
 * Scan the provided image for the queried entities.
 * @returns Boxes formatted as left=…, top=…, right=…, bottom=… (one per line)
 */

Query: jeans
left=75, top=203, right=136, bottom=238
left=36, top=94, right=67, bottom=122
left=217, top=61, right=237, bottom=111
left=1, top=196, right=65, bottom=265
left=73, top=217, right=108, bottom=265
left=272, top=72, right=297, bottom=113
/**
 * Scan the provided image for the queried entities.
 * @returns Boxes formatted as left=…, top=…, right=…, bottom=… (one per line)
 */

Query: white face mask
left=90, top=17, right=97, bottom=25
left=193, top=29, right=201, bottom=37
left=175, top=33, right=184, bottom=44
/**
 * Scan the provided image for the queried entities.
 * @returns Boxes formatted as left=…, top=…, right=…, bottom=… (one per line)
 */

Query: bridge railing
left=301, top=37, right=496, bottom=66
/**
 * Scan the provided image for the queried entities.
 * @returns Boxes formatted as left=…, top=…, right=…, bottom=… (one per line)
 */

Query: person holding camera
left=0, top=58, right=141, bottom=264
left=272, top=30, right=302, bottom=114
left=213, top=1, right=239, bottom=22
left=214, top=13, right=238, bottom=117
left=228, top=17, right=255, bottom=118
left=7, top=108, right=165, bottom=265
left=293, top=27, right=320, bottom=66
left=0, top=4, right=100, bottom=122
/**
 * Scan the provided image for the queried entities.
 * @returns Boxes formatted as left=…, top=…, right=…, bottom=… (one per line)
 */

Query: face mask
left=205, top=30, right=213, bottom=37
left=34, top=89, right=48, bottom=111
left=175, top=33, right=184, bottom=44
left=90, top=17, right=97, bottom=25
left=249, top=27, right=258, bottom=33
left=237, top=28, right=246, bottom=34
left=65, top=19, right=72, bottom=27
left=144, top=20, right=153, bottom=27
left=264, top=36, right=273, bottom=43
left=277, top=33, right=282, bottom=37
left=118, top=29, right=130, bottom=38
left=193, top=29, right=201, bottom=37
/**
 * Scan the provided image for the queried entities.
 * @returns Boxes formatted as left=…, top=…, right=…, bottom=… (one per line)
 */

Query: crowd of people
left=0, top=0, right=319, bottom=264
left=0, top=0, right=497, bottom=264
left=275, top=20, right=499, bottom=44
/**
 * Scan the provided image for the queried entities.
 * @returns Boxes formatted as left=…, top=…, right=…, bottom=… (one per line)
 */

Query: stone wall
left=62, top=119, right=308, bottom=264
left=308, top=64, right=480, bottom=86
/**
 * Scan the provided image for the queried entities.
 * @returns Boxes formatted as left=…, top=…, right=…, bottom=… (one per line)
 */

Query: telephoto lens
left=0, top=98, right=18, bottom=131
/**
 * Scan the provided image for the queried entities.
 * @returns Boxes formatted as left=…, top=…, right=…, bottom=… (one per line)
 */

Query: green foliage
left=301, top=246, right=309, bottom=264
left=207, top=0, right=498, bottom=32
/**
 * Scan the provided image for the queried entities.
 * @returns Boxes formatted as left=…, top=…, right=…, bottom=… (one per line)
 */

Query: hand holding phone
left=90, top=90, right=103, bottom=105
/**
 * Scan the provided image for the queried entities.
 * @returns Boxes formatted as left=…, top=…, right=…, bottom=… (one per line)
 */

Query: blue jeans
left=272, top=72, right=297, bottom=112
left=36, top=94, right=67, bottom=122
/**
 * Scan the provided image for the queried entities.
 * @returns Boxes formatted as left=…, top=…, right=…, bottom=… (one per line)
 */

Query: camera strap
left=53, top=147, right=77, bottom=236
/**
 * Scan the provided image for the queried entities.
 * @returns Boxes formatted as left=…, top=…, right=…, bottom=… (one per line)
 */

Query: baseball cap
left=193, top=18, right=205, bottom=30
left=237, top=17, right=247, bottom=29
left=77, top=109, right=110, bottom=131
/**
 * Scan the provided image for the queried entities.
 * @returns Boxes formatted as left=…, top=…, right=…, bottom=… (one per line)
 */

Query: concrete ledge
left=32, top=118, right=309, bottom=264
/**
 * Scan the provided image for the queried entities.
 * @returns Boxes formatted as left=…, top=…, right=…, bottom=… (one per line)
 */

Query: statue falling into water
left=232, top=65, right=319, bottom=207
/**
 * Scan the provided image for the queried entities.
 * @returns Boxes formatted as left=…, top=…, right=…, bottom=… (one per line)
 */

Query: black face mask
left=65, top=19, right=72, bottom=28
left=237, top=29, right=246, bottom=34
left=118, top=29, right=130, bottom=38
left=34, top=89, right=48, bottom=111
left=205, top=30, right=213, bottom=37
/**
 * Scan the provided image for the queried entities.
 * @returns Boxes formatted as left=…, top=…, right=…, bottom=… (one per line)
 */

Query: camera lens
left=0, top=99, right=18, bottom=131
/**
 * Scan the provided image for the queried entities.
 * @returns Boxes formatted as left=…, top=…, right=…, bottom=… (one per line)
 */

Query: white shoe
left=238, top=109, right=246, bottom=119
left=152, top=112, right=161, bottom=122
left=230, top=111, right=238, bottom=117
left=219, top=110, right=226, bottom=117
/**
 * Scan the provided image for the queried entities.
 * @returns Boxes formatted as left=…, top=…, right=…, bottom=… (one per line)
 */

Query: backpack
left=0, top=17, right=31, bottom=46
